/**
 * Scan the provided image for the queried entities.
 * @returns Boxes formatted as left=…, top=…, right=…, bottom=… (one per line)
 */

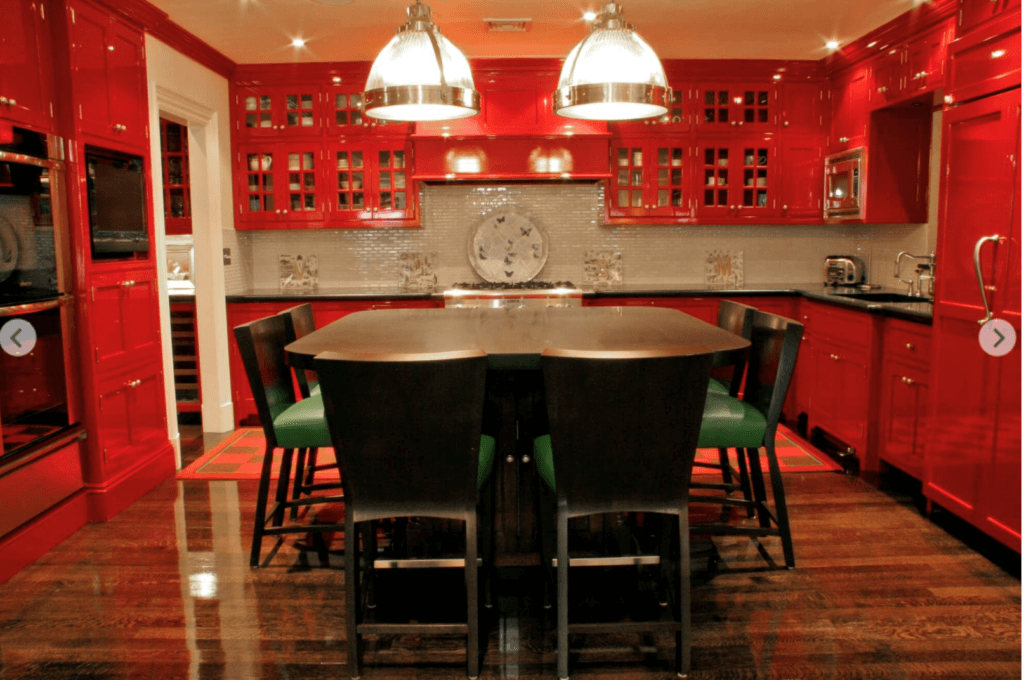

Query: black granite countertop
left=223, top=282, right=932, bottom=324
left=585, top=282, right=933, bottom=323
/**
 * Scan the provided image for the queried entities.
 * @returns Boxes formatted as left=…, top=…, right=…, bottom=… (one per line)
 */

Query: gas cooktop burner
left=449, top=281, right=577, bottom=291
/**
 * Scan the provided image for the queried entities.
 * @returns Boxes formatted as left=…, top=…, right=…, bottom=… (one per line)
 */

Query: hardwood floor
left=0, top=425, right=1018, bottom=679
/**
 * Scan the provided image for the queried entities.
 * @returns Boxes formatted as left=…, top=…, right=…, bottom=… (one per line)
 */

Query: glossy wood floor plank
left=0, top=427, right=1018, bottom=679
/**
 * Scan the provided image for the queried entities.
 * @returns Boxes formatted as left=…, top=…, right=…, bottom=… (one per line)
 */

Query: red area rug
left=176, top=423, right=839, bottom=481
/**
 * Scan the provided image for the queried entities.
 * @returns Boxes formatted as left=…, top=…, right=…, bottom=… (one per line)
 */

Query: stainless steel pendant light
left=363, top=0, right=480, bottom=122
left=554, top=3, right=668, bottom=121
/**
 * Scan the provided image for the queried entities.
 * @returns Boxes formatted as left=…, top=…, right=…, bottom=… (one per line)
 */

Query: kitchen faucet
left=894, top=252, right=935, bottom=297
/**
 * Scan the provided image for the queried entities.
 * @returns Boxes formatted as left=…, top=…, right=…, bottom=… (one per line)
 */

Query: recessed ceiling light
left=583, top=11, right=596, bottom=21
left=291, top=37, right=308, bottom=47
left=826, top=40, right=840, bottom=50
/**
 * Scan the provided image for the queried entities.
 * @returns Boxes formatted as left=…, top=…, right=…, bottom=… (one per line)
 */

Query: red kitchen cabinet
left=959, top=0, right=1020, bottom=35
left=67, top=0, right=148, bottom=149
left=236, top=144, right=326, bottom=227
left=610, top=85, right=692, bottom=134
left=160, top=118, right=191, bottom=235
left=326, top=140, right=417, bottom=227
left=94, top=360, right=168, bottom=479
left=0, top=0, right=54, bottom=131
left=878, top=320, right=932, bottom=478
left=695, top=82, right=778, bottom=132
left=811, top=336, right=871, bottom=456
left=926, top=87, right=1021, bottom=551
left=779, top=137, right=824, bottom=220
left=607, top=139, right=693, bottom=222
left=828, top=66, right=869, bottom=151
left=695, top=137, right=778, bottom=221
left=869, top=46, right=906, bottom=108
left=323, top=84, right=412, bottom=137
left=780, top=81, right=826, bottom=134
left=869, top=21, right=954, bottom=109
left=946, top=11, right=1020, bottom=105
left=235, top=84, right=322, bottom=138
left=88, top=267, right=162, bottom=376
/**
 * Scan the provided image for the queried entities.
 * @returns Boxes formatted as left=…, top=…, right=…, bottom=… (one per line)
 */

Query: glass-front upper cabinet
left=695, top=83, right=778, bottom=132
left=609, top=84, right=692, bottom=134
left=326, top=81, right=414, bottom=136
left=607, top=140, right=692, bottom=222
left=695, top=137, right=778, bottom=220
left=235, top=85, right=323, bottom=138
left=160, top=118, right=192, bottom=235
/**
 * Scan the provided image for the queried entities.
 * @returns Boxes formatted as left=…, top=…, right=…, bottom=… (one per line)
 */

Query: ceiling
left=148, top=0, right=922, bottom=64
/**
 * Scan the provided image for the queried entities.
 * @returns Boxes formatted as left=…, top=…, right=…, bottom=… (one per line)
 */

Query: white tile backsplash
left=236, top=183, right=931, bottom=289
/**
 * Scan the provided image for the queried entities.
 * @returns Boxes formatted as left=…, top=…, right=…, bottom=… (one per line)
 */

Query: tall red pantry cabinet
left=924, top=9, right=1021, bottom=551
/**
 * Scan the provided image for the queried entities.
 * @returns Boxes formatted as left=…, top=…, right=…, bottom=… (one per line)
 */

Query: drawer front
left=884, top=319, right=932, bottom=365
left=804, top=301, right=873, bottom=347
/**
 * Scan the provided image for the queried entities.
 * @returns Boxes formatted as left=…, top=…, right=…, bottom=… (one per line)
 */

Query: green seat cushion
left=697, top=392, right=767, bottom=449
left=707, top=377, right=729, bottom=395
left=478, top=434, right=496, bottom=491
left=272, top=394, right=332, bottom=449
left=533, top=434, right=556, bottom=492
left=309, top=382, right=321, bottom=396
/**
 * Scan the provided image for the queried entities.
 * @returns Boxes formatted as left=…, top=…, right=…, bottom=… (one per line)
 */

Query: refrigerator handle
left=973, top=234, right=1001, bottom=325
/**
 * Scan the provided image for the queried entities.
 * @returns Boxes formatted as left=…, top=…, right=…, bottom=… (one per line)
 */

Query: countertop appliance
left=824, top=148, right=863, bottom=221
left=824, top=256, right=865, bottom=286
left=443, top=280, right=583, bottom=308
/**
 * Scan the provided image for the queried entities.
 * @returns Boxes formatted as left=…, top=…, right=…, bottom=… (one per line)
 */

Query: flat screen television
left=85, top=148, right=148, bottom=256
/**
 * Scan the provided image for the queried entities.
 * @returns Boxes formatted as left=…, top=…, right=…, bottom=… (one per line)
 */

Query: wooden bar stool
left=233, top=314, right=344, bottom=567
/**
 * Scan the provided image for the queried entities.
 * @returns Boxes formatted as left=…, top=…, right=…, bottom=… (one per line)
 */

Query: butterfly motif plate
left=467, top=208, right=548, bottom=283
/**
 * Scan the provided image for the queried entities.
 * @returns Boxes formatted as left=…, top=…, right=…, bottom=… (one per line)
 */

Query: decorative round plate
left=467, top=208, right=548, bottom=283
left=0, top=216, right=19, bottom=284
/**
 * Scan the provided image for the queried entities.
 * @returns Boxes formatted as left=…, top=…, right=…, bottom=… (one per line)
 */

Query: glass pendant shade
left=554, top=3, right=668, bottom=121
left=364, top=1, right=480, bottom=122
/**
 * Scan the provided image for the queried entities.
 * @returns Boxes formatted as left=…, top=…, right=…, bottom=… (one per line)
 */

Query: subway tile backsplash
left=237, top=183, right=931, bottom=289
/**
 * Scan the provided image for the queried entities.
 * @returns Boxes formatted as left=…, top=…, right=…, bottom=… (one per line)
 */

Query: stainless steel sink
left=833, top=292, right=930, bottom=303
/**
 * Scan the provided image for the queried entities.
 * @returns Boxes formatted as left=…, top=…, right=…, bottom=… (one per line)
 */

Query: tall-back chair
left=278, top=304, right=338, bottom=514
left=234, top=314, right=343, bottom=567
left=534, top=348, right=714, bottom=679
left=315, top=349, right=494, bottom=679
left=693, top=300, right=758, bottom=515
left=692, top=310, right=804, bottom=569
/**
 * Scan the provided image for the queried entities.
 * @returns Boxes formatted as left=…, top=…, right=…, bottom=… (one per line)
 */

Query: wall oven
left=824, top=147, right=864, bottom=221
left=0, top=127, right=80, bottom=463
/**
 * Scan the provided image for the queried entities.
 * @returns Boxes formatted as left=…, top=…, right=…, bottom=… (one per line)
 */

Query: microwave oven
left=824, top=148, right=863, bottom=221
left=85, top=148, right=149, bottom=256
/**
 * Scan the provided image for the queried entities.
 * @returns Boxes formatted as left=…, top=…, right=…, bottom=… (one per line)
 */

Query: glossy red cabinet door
left=95, top=363, right=167, bottom=477
left=779, top=137, right=823, bottom=220
left=0, top=0, right=53, bottom=131
left=905, top=23, right=951, bottom=95
left=608, top=142, right=652, bottom=219
left=104, top=21, right=147, bottom=147
left=89, top=268, right=161, bottom=375
left=926, top=88, right=1021, bottom=551
left=695, top=138, right=778, bottom=221
left=829, top=66, right=869, bottom=150
left=878, top=359, right=930, bottom=478
left=68, top=0, right=110, bottom=137
left=946, top=12, right=1021, bottom=105
left=959, top=0, right=1019, bottom=35
left=780, top=81, right=825, bottom=134
left=696, top=82, right=777, bottom=132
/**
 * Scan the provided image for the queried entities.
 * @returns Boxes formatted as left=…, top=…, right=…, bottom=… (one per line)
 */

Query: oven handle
left=0, top=294, right=73, bottom=318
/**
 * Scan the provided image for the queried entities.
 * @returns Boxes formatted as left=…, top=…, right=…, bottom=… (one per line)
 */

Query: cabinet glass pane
left=631, top=149, right=642, bottom=165
left=245, top=96, right=257, bottom=111
left=618, top=169, right=629, bottom=184
left=672, top=189, right=682, bottom=207
left=658, top=189, right=668, bottom=206
left=658, top=168, right=668, bottom=186
left=352, top=152, right=364, bottom=169
left=353, top=193, right=364, bottom=209
left=336, top=152, right=349, bottom=169
left=394, top=150, right=406, bottom=168
left=260, top=96, right=271, bottom=110
left=394, top=171, right=406, bottom=189
left=379, top=150, right=391, bottom=168
left=631, top=190, right=642, bottom=207
left=618, top=189, right=628, bottom=206
left=658, top=148, right=668, bottom=166
left=395, top=192, right=407, bottom=209
left=380, top=192, right=392, bottom=209
left=336, top=111, right=348, bottom=125
left=380, top=173, right=391, bottom=190
left=617, top=148, right=629, bottom=166
left=631, top=169, right=643, bottom=186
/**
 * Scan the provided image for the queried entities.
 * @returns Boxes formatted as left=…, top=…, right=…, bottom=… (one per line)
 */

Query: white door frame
left=148, top=84, right=235, bottom=467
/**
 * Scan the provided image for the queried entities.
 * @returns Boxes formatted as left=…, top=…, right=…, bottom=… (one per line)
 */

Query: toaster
left=824, top=256, right=865, bottom=285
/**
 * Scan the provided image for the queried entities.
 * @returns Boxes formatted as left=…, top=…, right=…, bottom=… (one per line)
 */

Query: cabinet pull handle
left=783, top=121, right=789, bottom=126
left=838, top=136, right=850, bottom=143
left=973, top=234, right=1001, bottom=324
left=8, top=99, right=14, bottom=107
left=905, top=343, right=915, bottom=351
left=0, top=97, right=7, bottom=105
left=877, top=86, right=888, bottom=93
left=830, top=353, right=839, bottom=361
left=783, top=204, right=788, bottom=211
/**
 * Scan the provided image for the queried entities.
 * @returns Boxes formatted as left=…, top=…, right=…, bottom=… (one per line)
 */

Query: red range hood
left=412, top=137, right=611, bottom=181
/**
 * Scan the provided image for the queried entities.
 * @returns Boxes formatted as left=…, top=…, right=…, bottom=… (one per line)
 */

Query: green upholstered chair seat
left=697, top=392, right=767, bottom=449
left=478, top=434, right=496, bottom=491
left=273, top=395, right=332, bottom=449
left=309, top=382, right=321, bottom=396
left=707, top=377, right=729, bottom=395
left=533, top=434, right=556, bottom=492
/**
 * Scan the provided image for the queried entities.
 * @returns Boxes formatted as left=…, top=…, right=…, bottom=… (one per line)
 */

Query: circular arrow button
left=1, top=319, right=37, bottom=357
left=979, top=318, right=1017, bottom=357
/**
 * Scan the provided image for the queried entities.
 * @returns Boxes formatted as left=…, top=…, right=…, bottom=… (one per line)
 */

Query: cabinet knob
left=831, top=353, right=839, bottom=361
left=783, top=121, right=789, bottom=126
left=8, top=99, right=15, bottom=107
left=738, top=121, right=743, bottom=125
left=644, top=120, right=650, bottom=125
left=903, top=376, right=915, bottom=385
left=730, top=121, right=737, bottom=126
left=839, top=136, right=850, bottom=143
left=877, top=86, right=888, bottom=93
left=506, top=455, right=515, bottom=464
left=905, top=343, right=915, bottom=351
left=730, top=205, right=736, bottom=211
left=783, top=204, right=789, bottom=210
left=644, top=204, right=650, bottom=210
left=521, top=455, right=531, bottom=464
left=282, top=209, right=289, bottom=214
left=126, top=379, right=141, bottom=388
left=275, top=209, right=281, bottom=214
left=0, top=97, right=7, bottom=105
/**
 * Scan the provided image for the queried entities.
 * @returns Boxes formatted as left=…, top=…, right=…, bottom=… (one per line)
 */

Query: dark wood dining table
left=284, top=305, right=751, bottom=556
left=284, top=305, right=750, bottom=370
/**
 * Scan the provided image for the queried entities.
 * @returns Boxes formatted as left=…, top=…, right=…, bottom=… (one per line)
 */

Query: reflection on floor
left=0, top=425, right=1019, bottom=679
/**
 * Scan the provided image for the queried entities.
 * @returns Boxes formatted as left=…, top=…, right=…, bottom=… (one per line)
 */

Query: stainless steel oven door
left=0, top=295, right=78, bottom=461
left=824, top=148, right=863, bottom=220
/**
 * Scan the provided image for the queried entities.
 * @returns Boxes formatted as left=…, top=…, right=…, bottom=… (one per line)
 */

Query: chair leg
left=480, top=467, right=497, bottom=610
left=676, top=506, right=691, bottom=678
left=763, top=439, right=796, bottom=569
left=345, top=511, right=361, bottom=679
left=250, top=442, right=277, bottom=568
left=305, top=447, right=320, bottom=486
left=716, top=448, right=732, bottom=486
left=465, top=513, right=480, bottom=679
left=290, top=447, right=308, bottom=520
left=556, top=502, right=570, bottom=680
left=745, top=447, right=772, bottom=529
left=273, top=448, right=296, bottom=527
left=734, top=446, right=755, bottom=518
left=538, top=482, right=555, bottom=610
